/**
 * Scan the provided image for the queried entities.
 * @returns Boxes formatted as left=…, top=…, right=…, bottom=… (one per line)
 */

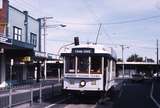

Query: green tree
left=127, top=54, right=143, bottom=62
left=117, top=58, right=122, bottom=62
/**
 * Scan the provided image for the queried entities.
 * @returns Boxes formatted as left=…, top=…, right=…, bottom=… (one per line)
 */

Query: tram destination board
left=72, top=48, right=94, bottom=54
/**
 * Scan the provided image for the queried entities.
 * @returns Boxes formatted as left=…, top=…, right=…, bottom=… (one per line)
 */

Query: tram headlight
left=80, top=80, right=86, bottom=87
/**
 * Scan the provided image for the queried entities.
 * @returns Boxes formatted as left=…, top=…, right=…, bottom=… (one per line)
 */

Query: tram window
left=91, top=56, right=102, bottom=74
left=66, top=56, right=75, bottom=73
left=77, top=56, right=89, bottom=73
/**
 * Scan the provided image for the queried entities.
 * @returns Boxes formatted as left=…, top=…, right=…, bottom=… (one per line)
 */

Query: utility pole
left=40, top=17, right=66, bottom=80
left=120, top=45, right=129, bottom=78
left=157, top=39, right=159, bottom=64
left=40, top=17, right=53, bottom=80
left=38, top=17, right=53, bottom=104
left=157, top=39, right=159, bottom=76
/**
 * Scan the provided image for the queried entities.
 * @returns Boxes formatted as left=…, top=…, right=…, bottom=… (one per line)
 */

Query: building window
left=30, top=33, right=37, bottom=47
left=13, top=26, right=22, bottom=41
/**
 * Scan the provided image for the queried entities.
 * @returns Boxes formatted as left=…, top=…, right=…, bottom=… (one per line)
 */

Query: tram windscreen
left=91, top=56, right=102, bottom=74
left=77, top=56, right=89, bottom=73
left=65, top=56, right=75, bottom=73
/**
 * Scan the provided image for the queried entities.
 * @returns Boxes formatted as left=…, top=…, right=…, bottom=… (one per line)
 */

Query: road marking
left=64, top=104, right=96, bottom=108
left=118, top=85, right=124, bottom=98
left=45, top=96, right=71, bottom=108
left=150, top=82, right=160, bottom=108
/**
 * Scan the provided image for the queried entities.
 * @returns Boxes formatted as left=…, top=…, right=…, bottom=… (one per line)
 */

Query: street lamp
left=40, top=17, right=66, bottom=80
left=38, top=17, right=66, bottom=104
left=120, top=45, right=129, bottom=78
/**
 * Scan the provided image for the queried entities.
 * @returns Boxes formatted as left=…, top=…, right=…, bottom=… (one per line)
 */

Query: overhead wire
left=53, top=14, right=160, bottom=26
left=81, top=0, right=115, bottom=45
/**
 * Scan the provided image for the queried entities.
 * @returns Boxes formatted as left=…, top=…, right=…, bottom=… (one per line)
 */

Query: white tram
left=61, top=44, right=117, bottom=93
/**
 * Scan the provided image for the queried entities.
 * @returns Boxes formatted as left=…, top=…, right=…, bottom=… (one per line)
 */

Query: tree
left=127, top=54, right=143, bottom=62
left=117, top=58, right=122, bottom=62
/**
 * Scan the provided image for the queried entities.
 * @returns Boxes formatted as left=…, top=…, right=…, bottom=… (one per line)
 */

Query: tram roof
left=61, top=44, right=117, bottom=60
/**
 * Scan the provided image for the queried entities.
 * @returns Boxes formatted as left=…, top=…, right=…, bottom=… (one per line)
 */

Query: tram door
left=104, top=58, right=109, bottom=90
left=105, top=59, right=110, bottom=90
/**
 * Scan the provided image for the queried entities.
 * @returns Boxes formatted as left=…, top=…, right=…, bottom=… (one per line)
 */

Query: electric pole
left=157, top=39, right=159, bottom=64
left=40, top=17, right=53, bottom=80
left=120, top=45, right=129, bottom=78
left=157, top=39, right=159, bottom=76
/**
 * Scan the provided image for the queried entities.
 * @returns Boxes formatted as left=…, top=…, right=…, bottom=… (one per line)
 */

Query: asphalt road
left=47, top=94, right=101, bottom=108
left=113, top=79, right=159, bottom=108
left=46, top=79, right=160, bottom=108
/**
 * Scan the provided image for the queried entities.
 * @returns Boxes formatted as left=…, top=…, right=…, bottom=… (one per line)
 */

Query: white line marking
left=150, top=82, right=160, bottom=108
left=45, top=96, right=71, bottom=108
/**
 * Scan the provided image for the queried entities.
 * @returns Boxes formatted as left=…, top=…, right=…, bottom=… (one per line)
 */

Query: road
left=45, top=94, right=102, bottom=108
left=44, top=78, right=160, bottom=108
left=113, top=79, right=159, bottom=108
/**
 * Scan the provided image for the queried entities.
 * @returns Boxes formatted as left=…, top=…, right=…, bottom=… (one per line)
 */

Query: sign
left=72, top=48, right=94, bottom=54
left=0, top=0, right=2, bottom=9
left=35, top=51, right=46, bottom=58
left=20, top=56, right=31, bottom=62
left=0, top=48, right=4, bottom=53
left=0, top=36, right=12, bottom=44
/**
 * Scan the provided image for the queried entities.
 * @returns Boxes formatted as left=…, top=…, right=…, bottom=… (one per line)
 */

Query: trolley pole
left=95, top=23, right=102, bottom=44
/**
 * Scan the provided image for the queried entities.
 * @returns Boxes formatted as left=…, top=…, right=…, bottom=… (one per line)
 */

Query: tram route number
left=72, top=48, right=94, bottom=54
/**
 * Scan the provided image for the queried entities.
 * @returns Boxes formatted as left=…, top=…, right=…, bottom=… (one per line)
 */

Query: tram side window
left=66, top=57, right=75, bottom=73
left=77, top=56, right=89, bottom=73
left=91, top=56, right=102, bottom=74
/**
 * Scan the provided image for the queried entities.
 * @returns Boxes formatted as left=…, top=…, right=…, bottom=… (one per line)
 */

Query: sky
left=9, top=0, right=160, bottom=61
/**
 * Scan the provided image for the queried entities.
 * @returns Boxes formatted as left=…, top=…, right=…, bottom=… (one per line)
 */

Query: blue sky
left=9, top=0, right=160, bottom=61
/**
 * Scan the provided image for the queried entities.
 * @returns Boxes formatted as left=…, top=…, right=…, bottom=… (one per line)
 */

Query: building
left=116, top=62, right=160, bottom=78
left=0, top=0, right=45, bottom=87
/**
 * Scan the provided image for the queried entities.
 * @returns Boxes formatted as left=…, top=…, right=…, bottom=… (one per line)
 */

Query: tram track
left=45, top=94, right=101, bottom=108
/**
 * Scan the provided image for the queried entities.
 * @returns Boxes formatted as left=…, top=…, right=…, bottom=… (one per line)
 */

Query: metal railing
left=0, top=80, right=62, bottom=108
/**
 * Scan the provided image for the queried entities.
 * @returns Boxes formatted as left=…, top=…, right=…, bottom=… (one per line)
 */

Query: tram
left=61, top=43, right=117, bottom=94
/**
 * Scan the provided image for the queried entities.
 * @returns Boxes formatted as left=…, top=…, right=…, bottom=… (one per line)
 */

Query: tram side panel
left=63, top=77, right=104, bottom=91
left=105, top=59, right=116, bottom=91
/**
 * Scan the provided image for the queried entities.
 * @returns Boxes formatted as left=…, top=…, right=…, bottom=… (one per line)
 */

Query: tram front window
left=91, top=56, right=102, bottom=74
left=77, top=56, right=89, bottom=74
left=66, top=56, right=75, bottom=73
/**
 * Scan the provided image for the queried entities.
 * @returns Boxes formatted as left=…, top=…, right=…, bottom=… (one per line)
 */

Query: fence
left=0, top=80, right=62, bottom=108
